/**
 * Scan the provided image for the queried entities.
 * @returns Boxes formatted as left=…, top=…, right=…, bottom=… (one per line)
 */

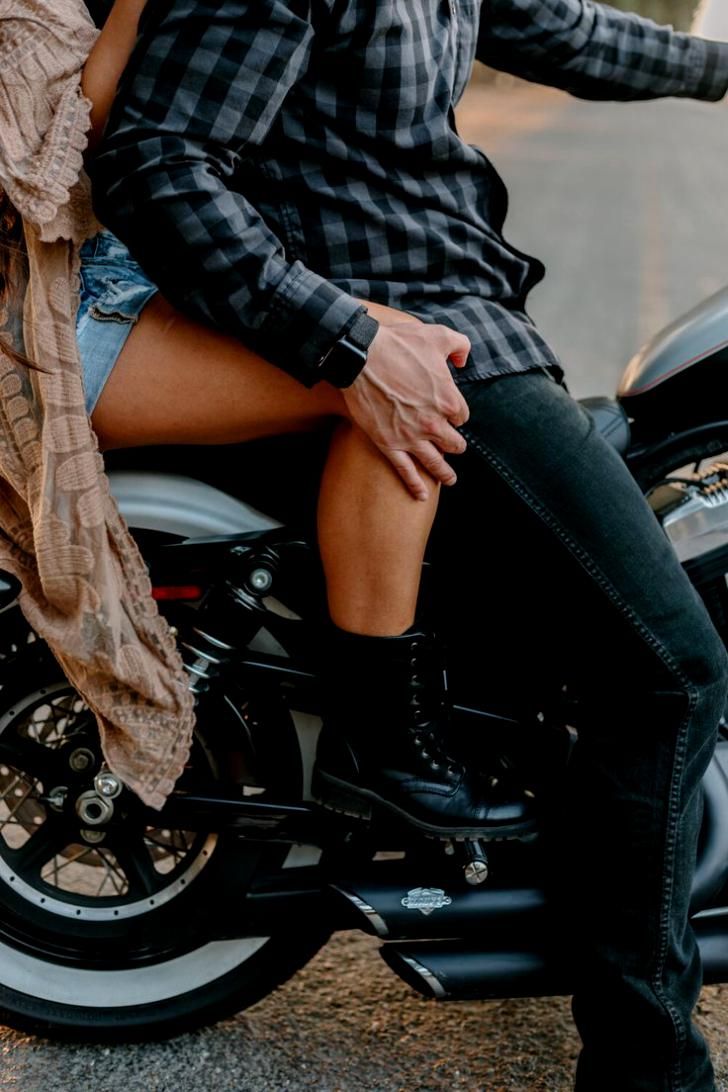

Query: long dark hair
left=0, top=188, right=40, bottom=370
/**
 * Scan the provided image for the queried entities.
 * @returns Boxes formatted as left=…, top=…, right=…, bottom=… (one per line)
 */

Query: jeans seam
left=459, top=426, right=693, bottom=688
left=460, top=425, right=701, bottom=1088
left=656, top=685, right=697, bottom=1092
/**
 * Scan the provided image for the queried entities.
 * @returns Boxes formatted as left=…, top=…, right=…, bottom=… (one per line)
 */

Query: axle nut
left=75, top=790, right=114, bottom=827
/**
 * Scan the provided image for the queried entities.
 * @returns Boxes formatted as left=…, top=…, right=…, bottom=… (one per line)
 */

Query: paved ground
left=4, top=81, right=728, bottom=1092
left=3, top=933, right=728, bottom=1091
left=457, top=78, right=728, bottom=399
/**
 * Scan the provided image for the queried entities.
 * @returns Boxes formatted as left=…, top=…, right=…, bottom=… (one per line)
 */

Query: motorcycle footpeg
left=460, top=840, right=490, bottom=886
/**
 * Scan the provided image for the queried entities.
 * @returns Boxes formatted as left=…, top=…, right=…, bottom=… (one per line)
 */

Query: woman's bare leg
left=92, top=296, right=437, bottom=636
left=318, top=421, right=437, bottom=634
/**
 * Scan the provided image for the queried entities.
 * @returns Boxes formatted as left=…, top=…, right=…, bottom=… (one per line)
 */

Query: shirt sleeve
left=476, top=0, right=728, bottom=103
left=92, top=0, right=364, bottom=388
left=0, top=0, right=98, bottom=240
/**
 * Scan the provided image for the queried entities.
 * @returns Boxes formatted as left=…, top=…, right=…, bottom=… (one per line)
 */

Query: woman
left=0, top=0, right=529, bottom=834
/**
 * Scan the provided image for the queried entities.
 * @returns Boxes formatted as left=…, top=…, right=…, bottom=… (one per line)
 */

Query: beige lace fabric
left=0, top=0, right=195, bottom=809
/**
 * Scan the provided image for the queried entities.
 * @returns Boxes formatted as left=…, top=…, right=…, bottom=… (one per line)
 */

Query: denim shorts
left=76, top=230, right=158, bottom=414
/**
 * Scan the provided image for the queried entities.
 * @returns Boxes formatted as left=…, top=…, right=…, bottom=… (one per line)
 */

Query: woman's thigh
left=91, top=294, right=346, bottom=450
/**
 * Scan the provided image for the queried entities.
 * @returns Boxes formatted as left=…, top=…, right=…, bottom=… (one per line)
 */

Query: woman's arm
left=82, top=0, right=147, bottom=150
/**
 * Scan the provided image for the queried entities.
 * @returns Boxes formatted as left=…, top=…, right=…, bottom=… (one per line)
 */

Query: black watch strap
left=317, top=312, right=379, bottom=388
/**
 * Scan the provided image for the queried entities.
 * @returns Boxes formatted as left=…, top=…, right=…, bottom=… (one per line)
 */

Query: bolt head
left=94, top=773, right=122, bottom=799
left=69, top=748, right=94, bottom=773
left=464, top=859, right=489, bottom=886
left=47, top=786, right=68, bottom=813
left=249, top=568, right=273, bottom=592
left=80, top=829, right=105, bottom=845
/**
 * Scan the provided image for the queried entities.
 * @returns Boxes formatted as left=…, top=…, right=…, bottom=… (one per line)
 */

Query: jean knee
left=678, top=611, right=728, bottom=722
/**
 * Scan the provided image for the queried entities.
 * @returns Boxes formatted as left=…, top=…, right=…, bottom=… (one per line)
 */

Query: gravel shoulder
left=2, top=932, right=727, bottom=1091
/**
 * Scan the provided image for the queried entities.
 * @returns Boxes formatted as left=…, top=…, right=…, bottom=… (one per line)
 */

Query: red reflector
left=151, top=585, right=203, bottom=601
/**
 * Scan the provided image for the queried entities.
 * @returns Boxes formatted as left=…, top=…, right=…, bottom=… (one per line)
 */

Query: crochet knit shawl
left=0, top=0, right=194, bottom=808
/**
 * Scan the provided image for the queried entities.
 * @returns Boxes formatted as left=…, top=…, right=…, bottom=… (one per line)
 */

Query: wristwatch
left=317, top=312, right=380, bottom=388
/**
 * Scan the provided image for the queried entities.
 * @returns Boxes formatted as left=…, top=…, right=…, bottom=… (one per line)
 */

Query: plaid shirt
left=93, top=0, right=728, bottom=387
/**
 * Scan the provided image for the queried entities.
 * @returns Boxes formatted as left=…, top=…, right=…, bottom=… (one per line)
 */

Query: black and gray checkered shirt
left=93, top=0, right=728, bottom=387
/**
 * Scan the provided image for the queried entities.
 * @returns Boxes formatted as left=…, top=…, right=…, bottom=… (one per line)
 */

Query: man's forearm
left=477, top=0, right=728, bottom=103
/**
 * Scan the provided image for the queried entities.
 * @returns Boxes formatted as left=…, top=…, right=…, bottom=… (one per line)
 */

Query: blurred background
left=460, top=0, right=728, bottom=401
left=617, top=0, right=701, bottom=27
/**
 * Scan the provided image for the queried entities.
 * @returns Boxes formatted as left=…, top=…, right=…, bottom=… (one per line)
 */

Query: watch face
left=324, top=338, right=369, bottom=388
left=319, top=314, right=379, bottom=387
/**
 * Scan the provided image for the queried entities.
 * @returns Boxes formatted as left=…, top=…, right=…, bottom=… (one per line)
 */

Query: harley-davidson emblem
left=401, top=887, right=453, bottom=916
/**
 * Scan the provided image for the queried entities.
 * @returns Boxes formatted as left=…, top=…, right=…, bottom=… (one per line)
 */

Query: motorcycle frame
left=133, top=521, right=728, bottom=1003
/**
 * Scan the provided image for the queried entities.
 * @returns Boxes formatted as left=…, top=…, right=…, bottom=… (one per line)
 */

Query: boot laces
left=407, top=643, right=460, bottom=781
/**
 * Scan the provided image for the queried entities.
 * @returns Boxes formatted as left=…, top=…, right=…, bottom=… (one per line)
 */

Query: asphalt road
left=457, top=78, right=728, bottom=399
left=4, top=82, right=728, bottom=1092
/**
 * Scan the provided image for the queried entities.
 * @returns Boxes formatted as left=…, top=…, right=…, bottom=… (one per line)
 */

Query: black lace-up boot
left=313, top=627, right=537, bottom=838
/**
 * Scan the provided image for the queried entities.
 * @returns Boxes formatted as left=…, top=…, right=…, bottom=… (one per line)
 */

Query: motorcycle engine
left=651, top=462, right=728, bottom=645
left=652, top=462, right=728, bottom=564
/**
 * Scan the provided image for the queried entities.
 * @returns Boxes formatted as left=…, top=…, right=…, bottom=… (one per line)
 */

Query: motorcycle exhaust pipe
left=381, top=940, right=568, bottom=1000
left=696, top=909, right=728, bottom=985
left=381, top=909, right=728, bottom=1001
left=329, top=865, right=546, bottom=939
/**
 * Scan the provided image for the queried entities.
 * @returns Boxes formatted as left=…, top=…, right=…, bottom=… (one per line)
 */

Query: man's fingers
left=424, top=422, right=467, bottom=455
left=412, top=441, right=458, bottom=486
left=387, top=450, right=430, bottom=501
left=445, top=392, right=470, bottom=427
left=434, top=325, right=471, bottom=368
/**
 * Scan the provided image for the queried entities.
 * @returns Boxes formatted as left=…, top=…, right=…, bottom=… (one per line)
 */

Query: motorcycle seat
left=579, top=396, right=631, bottom=455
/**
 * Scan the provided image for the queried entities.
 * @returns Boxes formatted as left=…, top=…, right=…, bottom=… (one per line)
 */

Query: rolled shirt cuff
left=258, top=260, right=366, bottom=387
left=688, top=36, right=728, bottom=101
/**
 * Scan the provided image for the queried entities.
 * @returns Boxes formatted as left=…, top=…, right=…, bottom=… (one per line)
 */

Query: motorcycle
left=0, top=287, right=726, bottom=1040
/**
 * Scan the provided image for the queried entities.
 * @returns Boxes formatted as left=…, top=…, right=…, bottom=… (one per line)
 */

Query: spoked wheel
left=0, top=678, right=214, bottom=914
left=0, top=645, right=327, bottom=1040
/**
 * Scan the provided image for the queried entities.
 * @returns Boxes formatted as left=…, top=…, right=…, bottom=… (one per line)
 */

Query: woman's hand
left=82, top=0, right=148, bottom=151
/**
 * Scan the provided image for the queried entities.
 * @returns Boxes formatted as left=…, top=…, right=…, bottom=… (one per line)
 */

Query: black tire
left=0, top=643, right=328, bottom=1041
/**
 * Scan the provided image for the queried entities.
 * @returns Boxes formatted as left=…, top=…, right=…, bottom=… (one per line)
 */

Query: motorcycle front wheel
left=0, top=643, right=327, bottom=1041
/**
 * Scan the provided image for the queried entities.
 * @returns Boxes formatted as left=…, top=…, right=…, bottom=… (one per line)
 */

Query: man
left=93, top=2, right=728, bottom=1088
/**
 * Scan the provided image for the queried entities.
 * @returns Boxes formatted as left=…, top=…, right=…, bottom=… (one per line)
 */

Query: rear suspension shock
left=176, top=552, right=279, bottom=698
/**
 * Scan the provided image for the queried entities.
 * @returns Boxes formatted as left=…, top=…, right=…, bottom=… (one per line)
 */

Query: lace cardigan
left=0, top=0, right=194, bottom=809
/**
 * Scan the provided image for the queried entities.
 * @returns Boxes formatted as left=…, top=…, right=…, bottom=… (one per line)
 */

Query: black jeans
left=435, top=370, right=728, bottom=1091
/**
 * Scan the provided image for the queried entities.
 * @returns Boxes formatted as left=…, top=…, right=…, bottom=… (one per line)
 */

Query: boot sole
left=313, top=770, right=539, bottom=841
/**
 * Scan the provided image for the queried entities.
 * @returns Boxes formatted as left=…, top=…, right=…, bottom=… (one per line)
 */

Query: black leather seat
left=579, top=396, right=631, bottom=455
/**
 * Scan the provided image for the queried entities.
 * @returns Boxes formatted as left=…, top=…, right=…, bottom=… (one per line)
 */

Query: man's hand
left=342, top=322, right=471, bottom=501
